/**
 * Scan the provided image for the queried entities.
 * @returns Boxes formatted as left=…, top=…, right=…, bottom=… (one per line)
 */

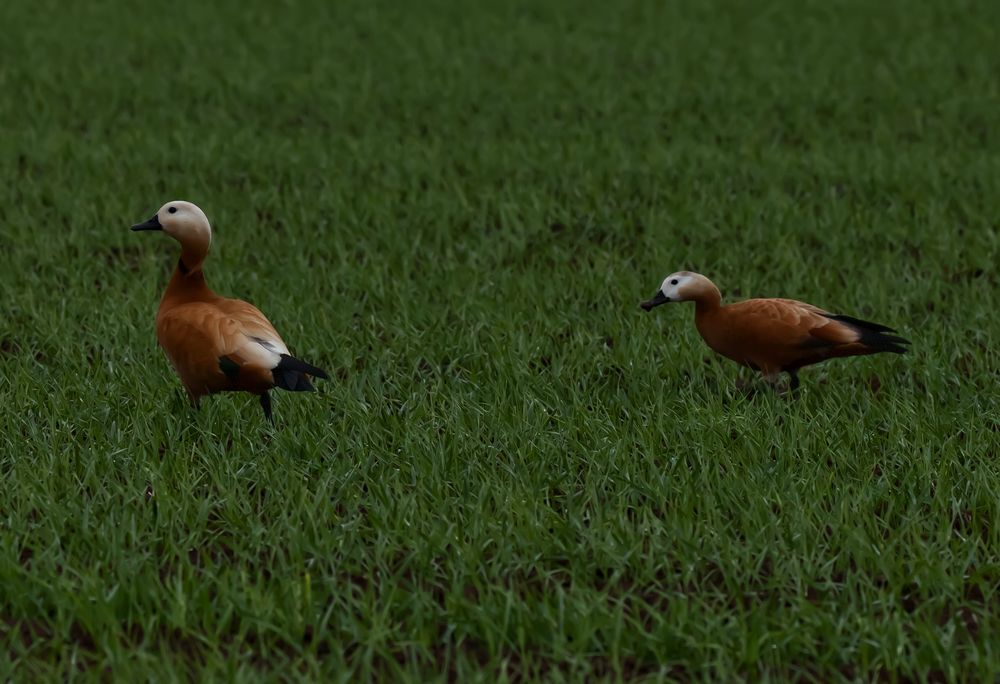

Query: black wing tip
left=276, top=354, right=327, bottom=375
left=856, top=331, right=911, bottom=354
left=878, top=340, right=910, bottom=354
left=863, top=333, right=911, bottom=354
left=823, top=313, right=911, bottom=354
left=272, top=354, right=327, bottom=391
left=823, top=313, right=898, bottom=334
left=273, top=368, right=315, bottom=392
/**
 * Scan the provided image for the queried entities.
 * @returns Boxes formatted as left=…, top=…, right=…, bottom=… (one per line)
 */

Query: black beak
left=131, top=214, right=162, bottom=231
left=640, top=290, right=670, bottom=311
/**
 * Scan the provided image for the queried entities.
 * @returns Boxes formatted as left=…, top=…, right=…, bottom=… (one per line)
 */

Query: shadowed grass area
left=1, top=0, right=999, bottom=680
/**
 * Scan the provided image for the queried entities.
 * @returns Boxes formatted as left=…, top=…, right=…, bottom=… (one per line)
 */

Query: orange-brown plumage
left=641, top=271, right=909, bottom=390
left=132, top=201, right=328, bottom=421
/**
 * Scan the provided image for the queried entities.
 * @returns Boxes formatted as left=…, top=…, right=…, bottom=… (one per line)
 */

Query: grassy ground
left=1, top=0, right=999, bottom=680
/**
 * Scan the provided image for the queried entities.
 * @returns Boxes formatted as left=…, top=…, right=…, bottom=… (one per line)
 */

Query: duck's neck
left=159, top=257, right=214, bottom=309
left=693, top=283, right=723, bottom=316
left=180, top=240, right=209, bottom=274
left=692, top=283, right=724, bottom=348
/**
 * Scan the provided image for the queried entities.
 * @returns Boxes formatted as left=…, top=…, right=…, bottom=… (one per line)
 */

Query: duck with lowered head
left=641, top=271, right=910, bottom=390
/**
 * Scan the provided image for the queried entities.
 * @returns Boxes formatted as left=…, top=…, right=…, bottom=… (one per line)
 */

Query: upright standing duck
left=132, top=201, right=328, bottom=421
left=641, top=271, right=909, bottom=390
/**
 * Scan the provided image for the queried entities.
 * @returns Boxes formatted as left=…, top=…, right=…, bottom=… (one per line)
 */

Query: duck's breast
left=156, top=302, right=238, bottom=397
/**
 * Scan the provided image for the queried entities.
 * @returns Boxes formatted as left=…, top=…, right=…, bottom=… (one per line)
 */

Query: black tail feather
left=863, top=338, right=910, bottom=355
left=824, top=313, right=911, bottom=354
left=824, top=313, right=898, bottom=334
left=272, top=354, right=328, bottom=392
left=274, top=369, right=315, bottom=391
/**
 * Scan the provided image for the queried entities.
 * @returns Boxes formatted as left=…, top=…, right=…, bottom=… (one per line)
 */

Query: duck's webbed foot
left=760, top=370, right=799, bottom=396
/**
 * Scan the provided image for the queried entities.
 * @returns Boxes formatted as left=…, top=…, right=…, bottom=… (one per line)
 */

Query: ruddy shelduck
left=132, top=201, right=328, bottom=421
left=641, top=271, right=910, bottom=390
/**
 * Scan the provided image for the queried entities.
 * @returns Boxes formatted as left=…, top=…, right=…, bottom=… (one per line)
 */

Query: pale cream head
left=641, top=271, right=720, bottom=310
left=659, top=271, right=698, bottom=302
left=132, top=200, right=212, bottom=269
left=154, top=200, right=211, bottom=251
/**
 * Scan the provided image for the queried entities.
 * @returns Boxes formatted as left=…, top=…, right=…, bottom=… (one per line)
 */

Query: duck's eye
left=168, top=206, right=177, bottom=214
left=670, top=279, right=679, bottom=285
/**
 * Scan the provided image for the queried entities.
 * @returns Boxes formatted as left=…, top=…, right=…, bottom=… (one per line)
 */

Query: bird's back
left=696, top=297, right=900, bottom=373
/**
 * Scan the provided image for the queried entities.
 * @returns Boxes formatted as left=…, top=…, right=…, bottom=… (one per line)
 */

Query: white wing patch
left=251, top=336, right=289, bottom=355
left=230, top=335, right=286, bottom=371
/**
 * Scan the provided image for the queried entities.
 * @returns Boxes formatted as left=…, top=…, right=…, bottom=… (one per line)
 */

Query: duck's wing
left=726, top=298, right=845, bottom=342
left=214, top=297, right=290, bottom=355
left=725, top=298, right=907, bottom=370
left=215, top=297, right=328, bottom=389
left=713, top=299, right=849, bottom=372
left=156, top=301, right=286, bottom=395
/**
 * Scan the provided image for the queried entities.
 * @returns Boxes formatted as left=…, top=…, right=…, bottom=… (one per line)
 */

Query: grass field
left=2, top=0, right=999, bottom=680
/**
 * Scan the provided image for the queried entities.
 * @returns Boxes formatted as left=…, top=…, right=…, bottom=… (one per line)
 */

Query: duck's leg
left=259, top=392, right=274, bottom=423
left=761, top=368, right=798, bottom=396
left=761, top=370, right=781, bottom=392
